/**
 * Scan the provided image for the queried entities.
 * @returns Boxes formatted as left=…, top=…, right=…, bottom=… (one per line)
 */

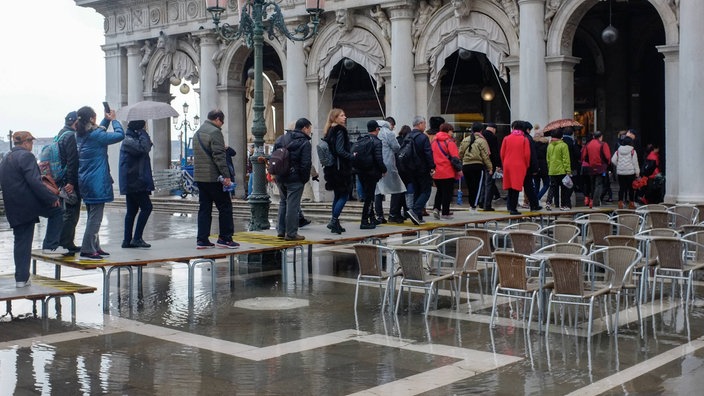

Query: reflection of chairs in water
left=545, top=255, right=614, bottom=337
left=490, top=252, right=547, bottom=331
left=394, top=248, right=455, bottom=316
left=353, top=244, right=400, bottom=312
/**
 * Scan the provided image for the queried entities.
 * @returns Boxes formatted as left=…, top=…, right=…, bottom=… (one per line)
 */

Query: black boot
left=328, top=218, right=343, bottom=234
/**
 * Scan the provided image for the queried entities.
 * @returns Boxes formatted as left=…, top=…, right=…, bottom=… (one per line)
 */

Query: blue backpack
left=38, top=130, right=72, bottom=182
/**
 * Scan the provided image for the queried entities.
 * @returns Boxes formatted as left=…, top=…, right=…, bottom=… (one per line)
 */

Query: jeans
left=60, top=197, right=81, bottom=249
left=534, top=174, right=550, bottom=200
left=332, top=191, right=349, bottom=219
left=276, top=180, right=304, bottom=237
left=124, top=191, right=153, bottom=242
left=411, top=173, right=433, bottom=217
left=13, top=222, right=34, bottom=283
left=589, top=174, right=605, bottom=206
left=197, top=182, right=234, bottom=242
left=81, top=203, right=104, bottom=254
left=522, top=174, right=540, bottom=208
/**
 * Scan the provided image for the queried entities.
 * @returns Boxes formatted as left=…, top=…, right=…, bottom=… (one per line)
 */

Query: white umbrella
left=116, top=101, right=179, bottom=121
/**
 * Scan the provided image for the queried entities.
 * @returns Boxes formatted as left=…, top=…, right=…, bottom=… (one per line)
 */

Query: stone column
left=102, top=44, right=125, bottom=193
left=677, top=1, right=704, bottom=202
left=413, top=66, right=432, bottom=121
left=124, top=42, right=144, bottom=104
left=545, top=56, right=580, bottom=120
left=657, top=45, right=679, bottom=203
left=517, top=0, right=548, bottom=127
left=503, top=56, right=520, bottom=121
left=389, top=6, right=416, bottom=125
left=283, top=21, right=309, bottom=124
left=309, top=75, right=333, bottom=202
left=198, top=33, right=220, bottom=118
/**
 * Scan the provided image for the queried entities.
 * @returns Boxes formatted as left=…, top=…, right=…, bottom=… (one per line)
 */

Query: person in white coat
left=611, top=136, right=640, bottom=209
left=374, top=118, right=406, bottom=223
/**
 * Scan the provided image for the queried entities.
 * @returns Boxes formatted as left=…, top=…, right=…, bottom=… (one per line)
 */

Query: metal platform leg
left=187, top=258, right=216, bottom=300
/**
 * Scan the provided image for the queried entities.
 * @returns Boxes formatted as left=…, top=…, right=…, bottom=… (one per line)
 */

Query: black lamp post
left=172, top=102, right=200, bottom=166
left=205, top=0, right=325, bottom=231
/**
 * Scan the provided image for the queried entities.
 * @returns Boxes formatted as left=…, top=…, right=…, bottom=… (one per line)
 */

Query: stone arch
left=415, top=1, right=519, bottom=86
left=143, top=34, right=200, bottom=93
left=306, top=14, right=392, bottom=92
left=217, top=36, right=287, bottom=88
left=547, top=0, right=678, bottom=57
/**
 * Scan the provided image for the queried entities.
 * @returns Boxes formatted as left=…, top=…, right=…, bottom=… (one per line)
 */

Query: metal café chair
left=545, top=255, right=615, bottom=337
left=610, top=213, right=643, bottom=235
left=634, top=228, right=681, bottom=303
left=538, top=224, right=581, bottom=244
left=650, top=236, right=704, bottom=311
left=668, top=204, right=699, bottom=226
left=394, top=247, right=456, bottom=316
left=465, top=228, right=498, bottom=290
left=590, top=246, right=643, bottom=335
left=352, top=244, right=401, bottom=312
left=582, top=220, right=617, bottom=253
left=490, top=251, right=548, bottom=331
left=434, top=236, right=485, bottom=313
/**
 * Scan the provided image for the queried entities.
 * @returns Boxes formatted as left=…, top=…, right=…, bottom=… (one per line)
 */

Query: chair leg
left=545, top=293, right=554, bottom=335
left=527, top=291, right=536, bottom=333
left=354, top=279, right=361, bottom=311
left=395, top=283, right=403, bottom=315
left=490, top=285, right=500, bottom=328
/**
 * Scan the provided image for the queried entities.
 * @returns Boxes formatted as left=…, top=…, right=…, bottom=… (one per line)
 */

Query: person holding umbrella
left=119, top=120, right=154, bottom=248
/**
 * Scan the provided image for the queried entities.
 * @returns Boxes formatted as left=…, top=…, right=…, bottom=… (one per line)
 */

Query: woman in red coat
left=500, top=120, right=532, bottom=215
left=431, top=123, right=460, bottom=218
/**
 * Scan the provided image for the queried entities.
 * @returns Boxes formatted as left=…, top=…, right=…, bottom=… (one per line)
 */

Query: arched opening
left=241, top=43, right=284, bottom=147
left=573, top=0, right=665, bottom=149
left=329, top=58, right=386, bottom=138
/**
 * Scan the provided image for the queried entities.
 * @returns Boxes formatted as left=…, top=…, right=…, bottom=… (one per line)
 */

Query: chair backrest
left=436, top=236, right=484, bottom=272
left=465, top=228, right=494, bottom=258
left=610, top=213, right=643, bottom=235
left=535, top=242, right=588, bottom=256
left=682, top=230, right=704, bottom=262
left=604, top=235, right=638, bottom=247
left=354, top=244, right=384, bottom=277
left=575, top=213, right=610, bottom=222
left=679, top=224, right=704, bottom=236
left=548, top=255, right=585, bottom=295
left=539, top=224, right=580, bottom=243
left=585, top=220, right=616, bottom=247
left=636, top=204, right=669, bottom=214
left=394, top=248, right=429, bottom=282
left=593, top=246, right=642, bottom=289
left=668, top=205, right=699, bottom=224
left=503, top=221, right=542, bottom=232
left=643, top=210, right=670, bottom=229
left=651, top=237, right=684, bottom=270
left=506, top=230, right=542, bottom=255
left=493, top=251, right=529, bottom=290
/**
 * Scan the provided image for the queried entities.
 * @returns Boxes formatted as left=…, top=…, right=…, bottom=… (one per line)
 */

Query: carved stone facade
left=77, top=0, right=704, bottom=203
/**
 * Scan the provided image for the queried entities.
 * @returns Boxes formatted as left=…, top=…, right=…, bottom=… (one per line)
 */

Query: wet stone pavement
left=1, top=208, right=704, bottom=395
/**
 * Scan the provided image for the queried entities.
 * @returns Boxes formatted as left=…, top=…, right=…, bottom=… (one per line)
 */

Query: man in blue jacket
left=273, top=118, right=312, bottom=241
left=0, top=131, right=64, bottom=287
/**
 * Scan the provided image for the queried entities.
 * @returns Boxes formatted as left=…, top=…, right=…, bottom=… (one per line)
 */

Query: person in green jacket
left=546, top=128, right=572, bottom=210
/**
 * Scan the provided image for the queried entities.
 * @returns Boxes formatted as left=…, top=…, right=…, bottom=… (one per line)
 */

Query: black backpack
left=351, top=135, right=375, bottom=171
left=268, top=136, right=291, bottom=176
left=396, top=134, right=418, bottom=174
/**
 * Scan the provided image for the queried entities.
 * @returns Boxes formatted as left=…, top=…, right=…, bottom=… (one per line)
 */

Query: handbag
left=436, top=141, right=462, bottom=172
left=41, top=174, right=60, bottom=195
left=561, top=174, right=574, bottom=189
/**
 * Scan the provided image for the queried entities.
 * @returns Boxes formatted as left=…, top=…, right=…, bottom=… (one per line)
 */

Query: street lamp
left=205, top=0, right=325, bottom=231
left=172, top=102, right=200, bottom=167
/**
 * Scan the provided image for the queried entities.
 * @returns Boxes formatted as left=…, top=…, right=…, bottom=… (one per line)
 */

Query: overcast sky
left=0, top=0, right=105, bottom=140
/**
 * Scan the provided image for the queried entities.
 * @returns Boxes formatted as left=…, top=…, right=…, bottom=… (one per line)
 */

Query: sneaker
left=432, top=208, right=441, bottom=220
left=130, top=239, right=151, bottom=248
left=16, top=278, right=31, bottom=288
left=122, top=240, right=136, bottom=248
left=97, top=249, right=110, bottom=256
left=480, top=207, right=495, bottom=212
left=197, top=240, right=215, bottom=249
left=376, top=217, right=387, bottom=224
left=560, top=206, right=571, bottom=211
left=441, top=214, right=454, bottom=219
left=360, top=223, right=376, bottom=230
left=79, top=252, right=103, bottom=261
left=407, top=210, right=421, bottom=225
left=64, top=245, right=81, bottom=254
left=42, top=247, right=70, bottom=256
left=299, top=218, right=312, bottom=227
left=284, top=234, right=305, bottom=241
left=509, top=210, right=521, bottom=216
left=216, top=239, right=240, bottom=249
left=530, top=206, right=543, bottom=211
left=545, top=204, right=552, bottom=211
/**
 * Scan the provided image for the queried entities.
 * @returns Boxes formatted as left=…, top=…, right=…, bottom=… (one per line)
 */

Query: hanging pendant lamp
left=601, top=0, right=619, bottom=44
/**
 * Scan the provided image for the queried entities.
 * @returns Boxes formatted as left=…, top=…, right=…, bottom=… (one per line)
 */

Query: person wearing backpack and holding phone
left=273, top=118, right=312, bottom=241
left=322, top=108, right=353, bottom=234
